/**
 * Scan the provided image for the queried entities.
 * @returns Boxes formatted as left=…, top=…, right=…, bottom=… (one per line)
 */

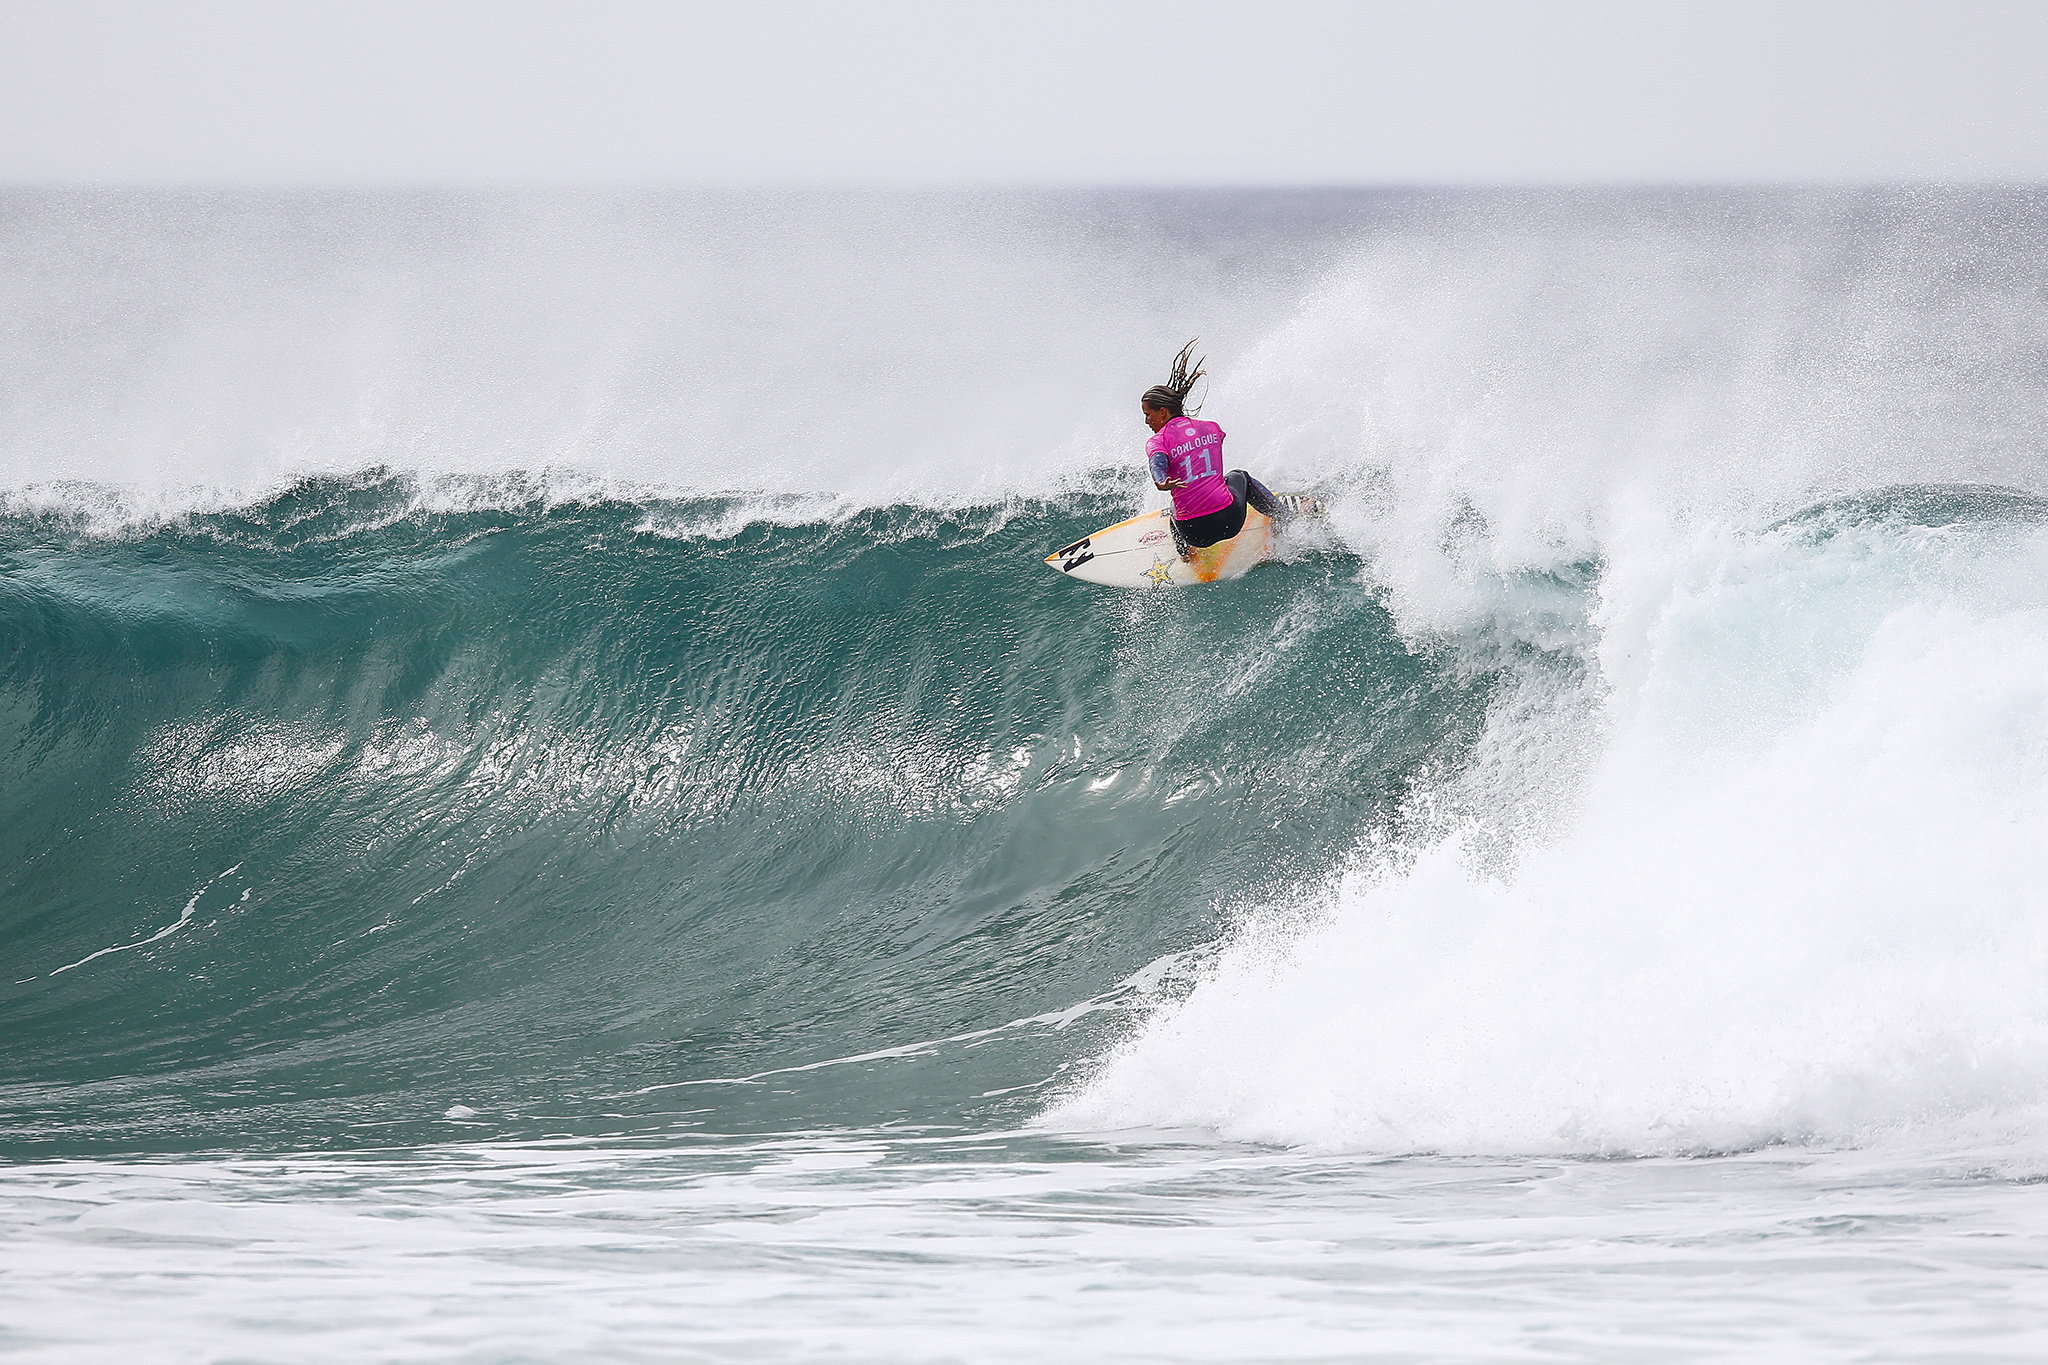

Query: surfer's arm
left=1148, top=450, right=1185, bottom=490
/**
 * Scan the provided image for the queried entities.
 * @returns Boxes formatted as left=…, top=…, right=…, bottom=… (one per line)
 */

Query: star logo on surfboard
left=1144, top=557, right=1175, bottom=587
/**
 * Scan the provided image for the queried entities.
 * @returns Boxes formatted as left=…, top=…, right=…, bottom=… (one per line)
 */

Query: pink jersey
left=1146, top=416, right=1234, bottom=520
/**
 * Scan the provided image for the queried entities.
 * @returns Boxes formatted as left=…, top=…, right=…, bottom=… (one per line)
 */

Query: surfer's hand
left=1154, top=477, right=1187, bottom=491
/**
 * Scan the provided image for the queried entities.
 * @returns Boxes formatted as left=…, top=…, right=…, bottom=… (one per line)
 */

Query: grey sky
left=4, top=0, right=2045, bottom=184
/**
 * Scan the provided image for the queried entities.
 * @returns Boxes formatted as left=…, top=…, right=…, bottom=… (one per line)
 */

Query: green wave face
left=0, top=474, right=1478, bottom=1156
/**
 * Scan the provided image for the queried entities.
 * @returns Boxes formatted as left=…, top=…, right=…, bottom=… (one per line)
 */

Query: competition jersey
left=1145, top=416, right=1234, bottom=520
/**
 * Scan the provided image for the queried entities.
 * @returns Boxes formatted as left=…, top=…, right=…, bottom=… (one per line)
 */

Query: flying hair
left=1140, top=339, right=1207, bottom=418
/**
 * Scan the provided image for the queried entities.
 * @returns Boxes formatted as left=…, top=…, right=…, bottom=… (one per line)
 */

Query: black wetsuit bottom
left=1170, top=470, right=1284, bottom=553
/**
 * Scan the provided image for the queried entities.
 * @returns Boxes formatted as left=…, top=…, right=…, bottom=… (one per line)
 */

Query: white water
left=1057, top=506, right=2048, bottom=1154
left=6, top=1131, right=2048, bottom=1364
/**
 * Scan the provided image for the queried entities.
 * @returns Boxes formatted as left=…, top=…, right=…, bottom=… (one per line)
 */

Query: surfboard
left=1044, top=497, right=1322, bottom=588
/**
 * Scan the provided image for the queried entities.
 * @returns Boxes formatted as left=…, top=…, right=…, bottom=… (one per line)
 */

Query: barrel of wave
left=1045, top=497, right=1322, bottom=588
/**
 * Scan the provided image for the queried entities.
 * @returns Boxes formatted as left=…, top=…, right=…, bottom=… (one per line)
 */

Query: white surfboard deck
left=1045, top=497, right=1320, bottom=588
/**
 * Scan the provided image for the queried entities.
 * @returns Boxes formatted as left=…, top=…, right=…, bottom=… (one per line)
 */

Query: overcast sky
left=3, top=0, right=2045, bottom=185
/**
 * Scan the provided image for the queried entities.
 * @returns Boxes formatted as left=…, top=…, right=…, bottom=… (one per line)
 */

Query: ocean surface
left=5, top=187, right=2048, bottom=1361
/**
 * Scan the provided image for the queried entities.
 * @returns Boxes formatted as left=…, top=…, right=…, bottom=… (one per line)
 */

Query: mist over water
left=5, top=187, right=2048, bottom=1361
left=0, top=188, right=1394, bottom=507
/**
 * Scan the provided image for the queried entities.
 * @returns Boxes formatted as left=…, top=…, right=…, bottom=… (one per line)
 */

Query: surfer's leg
left=1168, top=514, right=1191, bottom=560
left=1236, top=472, right=1283, bottom=519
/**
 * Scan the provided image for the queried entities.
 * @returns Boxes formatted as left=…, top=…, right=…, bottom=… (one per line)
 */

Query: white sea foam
left=1052, top=508, right=2048, bottom=1153
left=5, top=1133, right=2048, bottom=1364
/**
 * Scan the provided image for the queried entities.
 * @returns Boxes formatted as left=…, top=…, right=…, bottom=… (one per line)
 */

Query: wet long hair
left=1141, top=339, right=1205, bottom=418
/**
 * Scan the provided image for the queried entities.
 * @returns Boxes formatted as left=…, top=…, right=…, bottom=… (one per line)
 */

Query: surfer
left=1142, top=340, right=1285, bottom=560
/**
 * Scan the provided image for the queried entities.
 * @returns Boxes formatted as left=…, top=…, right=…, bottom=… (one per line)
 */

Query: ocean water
left=4, top=187, right=2048, bottom=1362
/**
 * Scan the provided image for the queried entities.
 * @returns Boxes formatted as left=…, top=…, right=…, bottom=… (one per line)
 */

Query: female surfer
left=1142, top=340, right=1285, bottom=559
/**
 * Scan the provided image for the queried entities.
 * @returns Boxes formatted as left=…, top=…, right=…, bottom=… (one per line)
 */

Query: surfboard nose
left=1047, top=536, right=1097, bottom=575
